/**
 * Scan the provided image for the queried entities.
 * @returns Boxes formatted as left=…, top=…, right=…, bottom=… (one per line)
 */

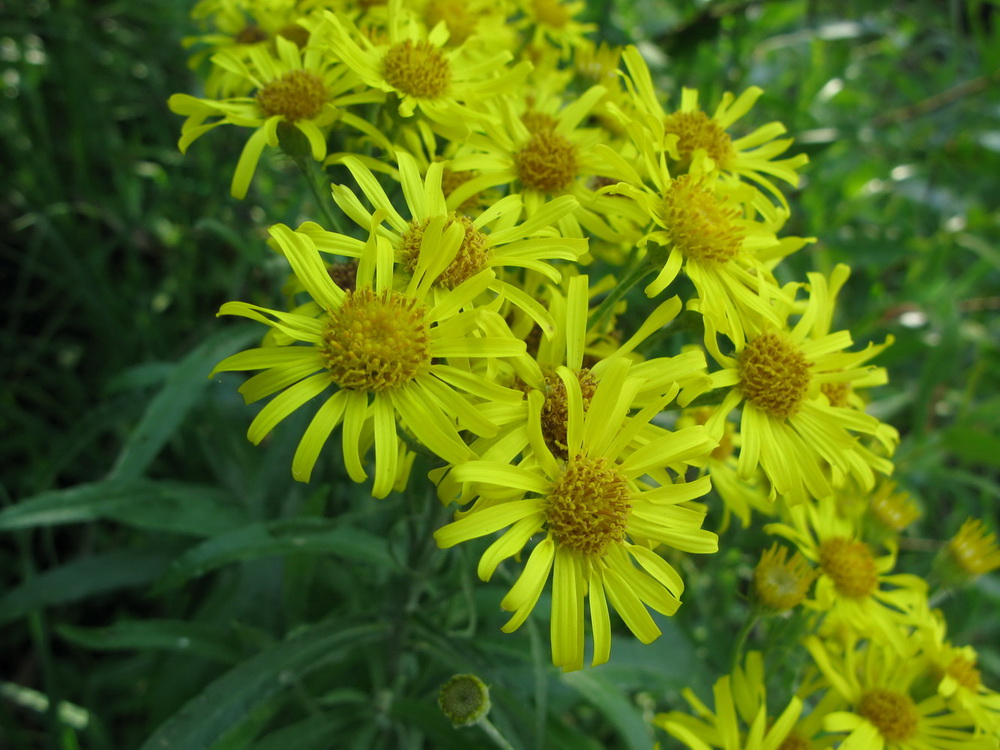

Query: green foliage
left=2, top=0, right=998, bottom=748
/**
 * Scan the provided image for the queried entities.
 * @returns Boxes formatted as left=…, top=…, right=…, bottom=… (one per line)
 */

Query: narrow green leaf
left=108, top=324, right=259, bottom=481
left=561, top=671, right=653, bottom=750
left=56, top=620, right=243, bottom=664
left=139, top=621, right=385, bottom=750
left=154, top=518, right=394, bottom=593
left=249, top=715, right=352, bottom=750
left=0, top=550, right=175, bottom=625
left=0, top=478, right=245, bottom=536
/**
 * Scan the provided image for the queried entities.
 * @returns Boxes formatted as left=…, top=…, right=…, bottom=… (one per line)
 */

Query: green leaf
left=561, top=671, right=653, bottom=750
left=139, top=621, right=385, bottom=750
left=0, top=478, right=245, bottom=536
left=942, top=426, right=1000, bottom=469
left=56, top=620, right=244, bottom=664
left=0, top=550, right=175, bottom=625
left=248, top=715, right=354, bottom=750
left=108, top=324, right=259, bottom=481
left=154, top=518, right=394, bottom=593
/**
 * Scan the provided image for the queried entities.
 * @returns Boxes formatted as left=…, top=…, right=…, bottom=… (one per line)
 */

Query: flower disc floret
left=739, top=333, right=811, bottom=418
left=776, top=734, right=810, bottom=750
left=818, top=537, right=878, bottom=599
left=319, top=289, right=431, bottom=391
left=400, top=214, right=491, bottom=288
left=256, top=70, right=327, bottom=122
left=754, top=543, right=815, bottom=612
left=540, top=369, right=598, bottom=459
left=516, top=130, right=578, bottom=193
left=383, top=40, right=451, bottom=99
left=545, top=456, right=631, bottom=557
left=856, top=688, right=918, bottom=742
left=944, top=656, right=981, bottom=691
left=533, top=0, right=571, bottom=28
left=664, top=110, right=735, bottom=166
left=438, top=674, right=491, bottom=727
left=663, top=175, right=744, bottom=263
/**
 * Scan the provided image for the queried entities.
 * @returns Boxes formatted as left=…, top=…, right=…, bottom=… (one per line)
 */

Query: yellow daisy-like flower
left=765, top=496, right=927, bottom=647
left=169, top=31, right=384, bottom=198
left=618, top=46, right=809, bottom=211
left=597, top=133, right=811, bottom=342
left=920, top=610, right=1000, bottom=737
left=752, top=542, right=817, bottom=613
left=184, top=0, right=320, bottom=97
left=211, top=221, right=527, bottom=498
left=654, top=651, right=814, bottom=750
left=805, top=635, right=994, bottom=750
left=517, top=0, right=596, bottom=57
left=324, top=0, right=530, bottom=131
left=449, top=88, right=642, bottom=242
left=434, top=360, right=718, bottom=671
left=704, top=264, right=897, bottom=504
left=300, top=150, right=586, bottom=332
left=946, top=518, right=1000, bottom=577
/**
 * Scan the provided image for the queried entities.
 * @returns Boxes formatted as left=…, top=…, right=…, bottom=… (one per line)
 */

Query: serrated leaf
left=139, top=621, right=385, bottom=750
left=0, top=479, right=245, bottom=536
left=154, top=518, right=394, bottom=593
left=108, top=324, right=259, bottom=481
left=56, top=620, right=243, bottom=664
left=0, top=550, right=175, bottom=625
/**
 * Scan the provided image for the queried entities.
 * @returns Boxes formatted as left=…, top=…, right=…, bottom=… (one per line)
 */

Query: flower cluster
left=171, top=0, right=999, bottom=743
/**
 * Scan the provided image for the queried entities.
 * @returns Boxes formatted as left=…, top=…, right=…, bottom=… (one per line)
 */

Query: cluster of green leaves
left=2, top=0, right=998, bottom=748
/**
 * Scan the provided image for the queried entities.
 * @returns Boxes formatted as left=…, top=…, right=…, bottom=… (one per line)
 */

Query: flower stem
left=587, top=254, right=657, bottom=331
left=479, top=716, right=517, bottom=750
left=730, top=611, right=759, bottom=673
left=294, top=155, right=345, bottom=235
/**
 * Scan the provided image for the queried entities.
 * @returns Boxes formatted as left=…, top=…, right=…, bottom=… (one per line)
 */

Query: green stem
left=587, top=255, right=657, bottom=331
left=478, top=716, right=517, bottom=750
left=294, top=156, right=345, bottom=235
left=730, top=611, right=759, bottom=674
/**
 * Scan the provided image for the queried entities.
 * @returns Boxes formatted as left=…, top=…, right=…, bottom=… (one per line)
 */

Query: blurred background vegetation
left=2, top=0, right=998, bottom=748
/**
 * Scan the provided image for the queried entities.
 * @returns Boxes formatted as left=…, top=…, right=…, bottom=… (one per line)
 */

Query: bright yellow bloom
left=449, top=89, right=642, bottom=242
left=434, top=360, right=718, bottom=671
left=324, top=0, right=530, bottom=134
left=766, top=497, right=927, bottom=647
left=805, top=635, right=994, bottom=750
left=753, top=542, right=816, bottom=613
left=618, top=46, right=808, bottom=212
left=655, top=652, right=808, bottom=750
left=212, top=222, right=526, bottom=498
left=919, top=610, right=1000, bottom=737
left=169, top=31, right=383, bottom=198
left=517, top=0, right=595, bottom=56
left=597, top=131, right=811, bottom=342
left=947, top=518, right=1000, bottom=577
left=300, top=150, right=586, bottom=331
left=704, top=264, right=897, bottom=504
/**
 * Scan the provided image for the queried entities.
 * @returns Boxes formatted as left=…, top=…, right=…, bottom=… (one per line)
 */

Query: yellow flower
left=517, top=0, right=596, bottom=57
left=596, top=133, right=811, bottom=342
left=947, top=518, right=1000, bottom=577
left=211, top=222, right=526, bottom=498
left=299, top=150, right=587, bottom=331
left=434, top=360, right=718, bottom=671
left=448, top=88, right=642, bottom=242
left=184, top=0, right=321, bottom=97
left=765, top=497, right=927, bottom=647
left=655, top=652, right=808, bottom=750
left=704, top=264, right=897, bottom=504
left=753, top=542, right=816, bottom=613
left=805, top=635, right=993, bottom=750
left=169, top=30, right=383, bottom=198
left=618, top=46, right=809, bottom=211
left=919, top=610, right=1000, bottom=737
left=324, top=0, right=529, bottom=133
